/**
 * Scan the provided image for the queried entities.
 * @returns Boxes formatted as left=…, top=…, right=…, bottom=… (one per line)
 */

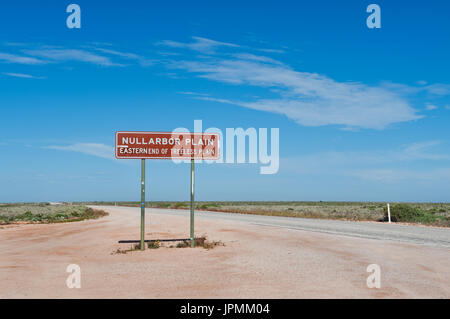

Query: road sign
left=115, top=131, right=220, bottom=160
left=115, top=131, right=220, bottom=249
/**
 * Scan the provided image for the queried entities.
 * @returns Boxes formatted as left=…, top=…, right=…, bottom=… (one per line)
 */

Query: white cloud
left=231, top=53, right=283, bottom=65
left=1, top=43, right=154, bottom=69
left=423, top=83, right=450, bottom=96
left=382, top=81, right=450, bottom=97
left=3, top=72, right=45, bottom=79
left=174, top=58, right=421, bottom=129
left=23, top=49, right=122, bottom=66
left=46, top=143, right=115, bottom=160
left=178, top=91, right=210, bottom=97
left=425, top=103, right=438, bottom=110
left=282, top=141, right=450, bottom=182
left=0, top=52, right=45, bottom=64
left=92, top=48, right=154, bottom=66
left=398, top=141, right=449, bottom=160
left=157, top=36, right=238, bottom=54
left=256, top=48, right=285, bottom=54
left=159, top=37, right=450, bottom=129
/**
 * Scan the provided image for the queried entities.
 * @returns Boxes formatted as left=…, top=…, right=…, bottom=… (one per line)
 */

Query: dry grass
left=172, top=237, right=224, bottom=249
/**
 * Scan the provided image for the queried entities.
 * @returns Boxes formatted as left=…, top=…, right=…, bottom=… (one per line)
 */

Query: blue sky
left=0, top=0, right=449, bottom=202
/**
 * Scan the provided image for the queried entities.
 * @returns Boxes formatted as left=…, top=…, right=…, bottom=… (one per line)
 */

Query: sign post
left=140, top=159, right=146, bottom=250
left=190, top=159, right=195, bottom=248
left=115, top=131, right=220, bottom=249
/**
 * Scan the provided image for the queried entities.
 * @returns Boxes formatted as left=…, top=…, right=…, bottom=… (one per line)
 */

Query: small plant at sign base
left=194, top=237, right=206, bottom=246
left=132, top=243, right=142, bottom=251
left=202, top=240, right=225, bottom=250
left=174, top=237, right=224, bottom=249
left=147, top=240, right=160, bottom=249
left=176, top=241, right=190, bottom=248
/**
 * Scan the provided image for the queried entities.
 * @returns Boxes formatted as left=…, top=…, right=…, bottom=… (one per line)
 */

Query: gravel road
left=152, top=208, right=450, bottom=248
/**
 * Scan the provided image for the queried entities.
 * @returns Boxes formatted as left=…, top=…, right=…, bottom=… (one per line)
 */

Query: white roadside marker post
left=387, top=203, right=391, bottom=223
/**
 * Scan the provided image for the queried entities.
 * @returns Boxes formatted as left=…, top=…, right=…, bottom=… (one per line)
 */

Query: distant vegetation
left=79, top=201, right=450, bottom=227
left=0, top=203, right=108, bottom=225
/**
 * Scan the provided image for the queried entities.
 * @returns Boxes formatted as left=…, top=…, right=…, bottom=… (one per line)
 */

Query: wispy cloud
left=23, top=49, right=122, bottom=67
left=401, top=141, right=449, bottom=160
left=425, top=103, right=438, bottom=110
left=172, top=58, right=421, bottom=129
left=178, top=91, right=210, bottom=97
left=423, top=83, right=450, bottom=96
left=282, top=141, right=450, bottom=182
left=92, top=47, right=154, bottom=66
left=46, top=143, right=114, bottom=160
left=381, top=81, right=450, bottom=97
left=0, top=52, right=46, bottom=65
left=3, top=72, right=45, bottom=79
left=157, top=36, right=238, bottom=54
left=256, top=48, right=285, bottom=54
left=161, top=37, right=450, bottom=130
left=0, top=43, right=155, bottom=70
left=231, top=53, right=283, bottom=65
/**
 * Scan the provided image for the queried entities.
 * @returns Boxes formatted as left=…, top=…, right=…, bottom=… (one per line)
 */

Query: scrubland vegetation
left=0, top=203, right=108, bottom=225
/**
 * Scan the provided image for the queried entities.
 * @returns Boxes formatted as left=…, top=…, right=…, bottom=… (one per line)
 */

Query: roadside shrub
left=0, top=215, right=12, bottom=224
left=383, top=204, right=435, bottom=223
left=17, top=211, right=34, bottom=220
left=0, top=205, right=107, bottom=224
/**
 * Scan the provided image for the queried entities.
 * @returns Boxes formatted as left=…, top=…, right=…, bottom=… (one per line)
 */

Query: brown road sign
left=115, top=131, right=220, bottom=160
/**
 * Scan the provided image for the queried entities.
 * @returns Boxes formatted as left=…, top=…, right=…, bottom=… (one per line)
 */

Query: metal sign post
left=190, top=159, right=195, bottom=248
left=115, top=131, right=219, bottom=249
left=140, top=159, right=146, bottom=250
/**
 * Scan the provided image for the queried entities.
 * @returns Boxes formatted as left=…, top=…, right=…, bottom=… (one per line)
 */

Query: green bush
left=173, top=202, right=186, bottom=209
left=17, top=211, right=34, bottom=220
left=384, top=204, right=435, bottom=223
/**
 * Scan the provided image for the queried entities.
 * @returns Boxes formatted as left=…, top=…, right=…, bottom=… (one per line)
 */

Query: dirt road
left=0, top=206, right=449, bottom=298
